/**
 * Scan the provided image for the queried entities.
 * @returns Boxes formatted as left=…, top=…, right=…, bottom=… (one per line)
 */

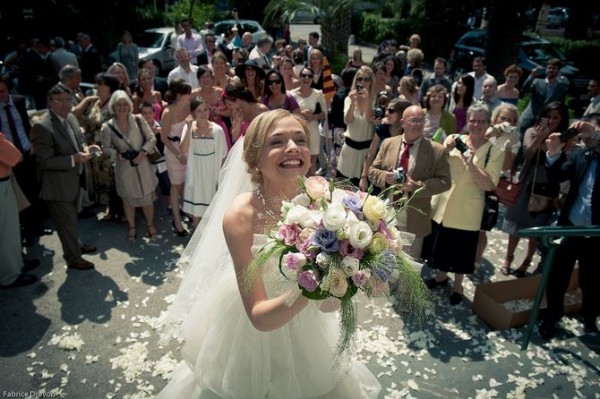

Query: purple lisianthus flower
left=298, top=239, right=317, bottom=260
left=351, top=270, right=369, bottom=288
left=298, top=269, right=320, bottom=292
left=343, top=195, right=362, bottom=212
left=278, top=224, right=299, bottom=246
left=338, top=239, right=365, bottom=260
left=310, top=229, right=339, bottom=254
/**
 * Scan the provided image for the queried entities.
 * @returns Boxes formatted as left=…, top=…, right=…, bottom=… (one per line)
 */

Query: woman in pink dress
left=160, top=78, right=193, bottom=236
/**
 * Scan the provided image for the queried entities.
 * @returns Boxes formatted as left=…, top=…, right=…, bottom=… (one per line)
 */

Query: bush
left=546, top=36, right=600, bottom=77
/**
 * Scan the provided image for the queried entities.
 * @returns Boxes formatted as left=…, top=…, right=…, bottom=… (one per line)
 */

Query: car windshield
left=137, top=31, right=165, bottom=48
left=215, top=23, right=233, bottom=36
left=522, top=42, right=566, bottom=64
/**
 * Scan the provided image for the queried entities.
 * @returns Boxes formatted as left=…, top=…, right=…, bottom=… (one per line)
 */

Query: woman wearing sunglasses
left=289, top=67, right=327, bottom=175
left=359, top=99, right=412, bottom=191
left=262, top=70, right=300, bottom=114
left=335, top=66, right=377, bottom=186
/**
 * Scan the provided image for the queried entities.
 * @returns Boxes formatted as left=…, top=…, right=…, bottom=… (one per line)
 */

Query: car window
left=137, top=32, right=165, bottom=48
left=522, top=43, right=566, bottom=64
left=215, top=23, right=232, bottom=36
left=242, top=23, right=258, bottom=34
left=461, top=34, right=485, bottom=48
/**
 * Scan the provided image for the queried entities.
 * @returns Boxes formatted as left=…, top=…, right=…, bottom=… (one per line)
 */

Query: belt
left=0, top=176, right=10, bottom=182
left=167, top=136, right=181, bottom=142
left=344, top=136, right=371, bottom=150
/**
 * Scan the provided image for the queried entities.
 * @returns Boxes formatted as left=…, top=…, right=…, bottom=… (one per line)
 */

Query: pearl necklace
left=256, top=188, right=276, bottom=220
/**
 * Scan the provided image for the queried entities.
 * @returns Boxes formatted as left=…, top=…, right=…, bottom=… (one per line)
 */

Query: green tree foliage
left=165, top=0, right=219, bottom=29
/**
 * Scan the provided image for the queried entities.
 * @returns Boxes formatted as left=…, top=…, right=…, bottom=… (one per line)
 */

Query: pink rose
left=304, top=176, right=329, bottom=200
left=338, top=239, right=365, bottom=260
left=278, top=224, right=299, bottom=246
left=298, top=269, right=320, bottom=292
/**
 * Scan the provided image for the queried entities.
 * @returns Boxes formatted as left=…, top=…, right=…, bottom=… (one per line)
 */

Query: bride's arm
left=223, top=194, right=308, bottom=332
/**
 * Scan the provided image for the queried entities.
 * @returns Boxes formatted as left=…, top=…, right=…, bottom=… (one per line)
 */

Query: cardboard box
left=472, top=269, right=581, bottom=330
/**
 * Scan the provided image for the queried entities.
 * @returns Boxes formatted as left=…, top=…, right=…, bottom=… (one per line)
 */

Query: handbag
left=133, top=116, right=161, bottom=163
left=481, top=144, right=499, bottom=231
left=526, top=150, right=555, bottom=213
left=496, top=176, right=521, bottom=206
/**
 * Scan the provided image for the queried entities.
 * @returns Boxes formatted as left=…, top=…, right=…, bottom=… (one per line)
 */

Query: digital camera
left=454, top=137, right=469, bottom=154
left=394, top=167, right=407, bottom=183
left=356, top=84, right=364, bottom=92
left=374, top=106, right=385, bottom=119
left=560, top=127, right=579, bottom=143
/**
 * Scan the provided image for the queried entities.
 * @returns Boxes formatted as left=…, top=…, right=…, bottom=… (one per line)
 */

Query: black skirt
left=429, top=221, right=479, bottom=274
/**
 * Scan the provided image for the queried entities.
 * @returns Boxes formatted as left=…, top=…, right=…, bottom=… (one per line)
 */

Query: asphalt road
left=1, top=199, right=598, bottom=398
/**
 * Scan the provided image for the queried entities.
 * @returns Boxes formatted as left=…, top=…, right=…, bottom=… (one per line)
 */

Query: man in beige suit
left=369, top=105, right=451, bottom=259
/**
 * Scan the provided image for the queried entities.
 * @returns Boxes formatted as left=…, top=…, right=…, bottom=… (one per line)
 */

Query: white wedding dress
left=158, top=139, right=381, bottom=399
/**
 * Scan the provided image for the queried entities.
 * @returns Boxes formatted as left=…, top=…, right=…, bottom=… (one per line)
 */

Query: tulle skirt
left=157, top=255, right=381, bottom=399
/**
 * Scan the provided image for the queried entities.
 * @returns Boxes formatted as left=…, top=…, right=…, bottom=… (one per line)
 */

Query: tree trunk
left=485, top=0, right=524, bottom=83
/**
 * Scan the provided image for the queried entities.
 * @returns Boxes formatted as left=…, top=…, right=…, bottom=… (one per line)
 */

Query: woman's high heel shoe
left=128, top=226, right=137, bottom=242
left=147, top=225, right=157, bottom=239
left=513, top=258, right=532, bottom=278
left=172, top=221, right=189, bottom=237
left=501, top=255, right=514, bottom=276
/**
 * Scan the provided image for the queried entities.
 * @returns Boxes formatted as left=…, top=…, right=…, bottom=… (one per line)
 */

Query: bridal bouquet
left=250, top=176, right=431, bottom=355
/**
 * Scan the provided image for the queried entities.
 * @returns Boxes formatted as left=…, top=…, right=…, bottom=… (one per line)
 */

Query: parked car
left=214, top=19, right=267, bottom=46
left=449, top=30, right=588, bottom=97
left=136, top=27, right=178, bottom=76
left=547, top=7, right=570, bottom=28
left=287, top=8, right=325, bottom=24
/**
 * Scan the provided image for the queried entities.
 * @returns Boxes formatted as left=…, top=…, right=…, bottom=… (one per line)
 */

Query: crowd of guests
left=0, top=24, right=598, bottom=339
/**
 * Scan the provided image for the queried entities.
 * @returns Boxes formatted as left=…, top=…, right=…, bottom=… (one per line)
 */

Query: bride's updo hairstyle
left=243, top=109, right=310, bottom=184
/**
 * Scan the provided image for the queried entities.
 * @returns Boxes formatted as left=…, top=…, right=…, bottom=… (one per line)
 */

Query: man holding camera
left=538, top=120, right=600, bottom=338
left=368, top=105, right=451, bottom=259
left=30, top=84, right=100, bottom=270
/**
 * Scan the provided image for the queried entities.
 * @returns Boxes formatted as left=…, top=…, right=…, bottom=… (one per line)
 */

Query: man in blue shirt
left=539, top=118, right=600, bottom=338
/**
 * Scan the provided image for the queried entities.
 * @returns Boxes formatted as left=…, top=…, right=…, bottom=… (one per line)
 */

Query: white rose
left=348, top=221, right=373, bottom=249
left=330, top=188, right=349, bottom=205
left=327, top=267, right=349, bottom=297
left=322, top=204, right=347, bottom=231
left=292, top=193, right=311, bottom=207
left=316, top=252, right=332, bottom=268
left=285, top=205, right=311, bottom=225
left=340, top=256, right=360, bottom=277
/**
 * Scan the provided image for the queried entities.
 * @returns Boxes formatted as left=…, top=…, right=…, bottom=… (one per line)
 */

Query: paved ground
left=1, top=200, right=598, bottom=398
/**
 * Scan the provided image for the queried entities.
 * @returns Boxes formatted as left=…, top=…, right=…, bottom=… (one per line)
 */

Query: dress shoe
left=425, top=278, right=449, bottom=289
left=22, top=259, right=41, bottom=272
left=449, top=292, right=463, bottom=306
left=78, top=209, right=96, bottom=219
left=538, top=320, right=556, bottom=340
left=172, top=221, right=189, bottom=237
left=1, top=273, right=38, bottom=289
left=80, top=244, right=97, bottom=254
left=68, top=260, right=95, bottom=270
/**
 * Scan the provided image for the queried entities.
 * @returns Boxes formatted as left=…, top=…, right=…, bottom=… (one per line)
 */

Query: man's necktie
left=399, top=141, right=412, bottom=172
left=4, top=104, right=24, bottom=153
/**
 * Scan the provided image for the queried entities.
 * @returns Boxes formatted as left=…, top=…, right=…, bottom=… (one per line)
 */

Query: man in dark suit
left=78, top=34, right=102, bottom=83
left=519, top=58, right=570, bottom=136
left=368, top=105, right=451, bottom=259
left=17, top=37, right=58, bottom=109
left=30, top=85, right=99, bottom=270
left=539, top=120, right=600, bottom=338
left=132, top=59, right=168, bottom=97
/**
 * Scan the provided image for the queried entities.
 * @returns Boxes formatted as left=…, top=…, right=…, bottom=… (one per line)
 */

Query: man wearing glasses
left=368, top=105, right=451, bottom=259
left=30, top=85, right=100, bottom=270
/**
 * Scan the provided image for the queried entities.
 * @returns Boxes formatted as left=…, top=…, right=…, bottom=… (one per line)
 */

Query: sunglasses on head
left=267, top=79, right=282, bottom=85
left=386, top=107, right=396, bottom=114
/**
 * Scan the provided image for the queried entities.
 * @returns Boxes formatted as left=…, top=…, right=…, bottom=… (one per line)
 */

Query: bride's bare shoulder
left=223, top=192, right=256, bottom=235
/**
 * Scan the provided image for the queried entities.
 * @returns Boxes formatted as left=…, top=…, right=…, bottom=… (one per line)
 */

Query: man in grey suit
left=368, top=105, right=451, bottom=259
left=519, top=58, right=570, bottom=136
left=30, top=85, right=100, bottom=270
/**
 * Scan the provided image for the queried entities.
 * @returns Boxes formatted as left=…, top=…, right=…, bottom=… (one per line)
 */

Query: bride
left=158, top=110, right=381, bottom=398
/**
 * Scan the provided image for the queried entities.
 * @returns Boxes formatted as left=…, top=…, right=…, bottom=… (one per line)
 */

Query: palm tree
left=263, top=0, right=354, bottom=58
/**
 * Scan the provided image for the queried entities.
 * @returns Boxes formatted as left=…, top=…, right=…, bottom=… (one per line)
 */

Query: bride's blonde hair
left=243, top=110, right=310, bottom=184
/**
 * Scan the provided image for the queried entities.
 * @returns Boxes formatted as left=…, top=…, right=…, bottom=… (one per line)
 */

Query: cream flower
left=363, top=195, right=386, bottom=221
left=326, top=267, right=349, bottom=297
left=304, top=176, right=329, bottom=200
left=348, top=221, right=373, bottom=249
left=340, top=256, right=360, bottom=277
left=322, top=204, right=347, bottom=231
